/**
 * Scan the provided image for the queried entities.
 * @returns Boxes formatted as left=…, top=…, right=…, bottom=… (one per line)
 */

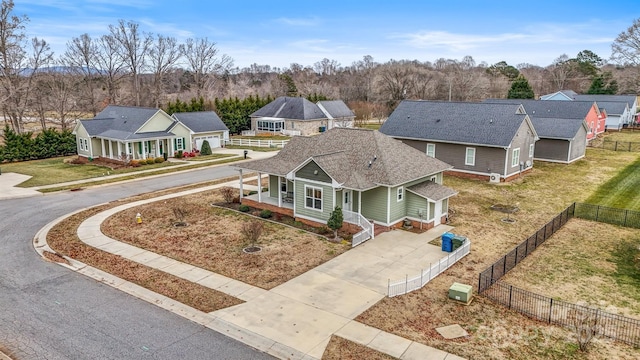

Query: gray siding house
left=380, top=101, right=538, bottom=182
left=235, top=128, right=457, bottom=231
left=250, top=97, right=354, bottom=136
left=484, top=99, right=590, bottom=163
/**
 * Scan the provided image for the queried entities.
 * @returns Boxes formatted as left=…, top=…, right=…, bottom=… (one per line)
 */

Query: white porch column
left=170, top=139, right=175, bottom=157
left=88, top=138, right=94, bottom=159
left=238, top=169, right=244, bottom=200
left=257, top=172, right=262, bottom=203
left=108, top=141, right=113, bottom=159
left=156, top=139, right=160, bottom=157
left=277, top=176, right=282, bottom=207
left=142, top=142, right=147, bottom=160
left=100, top=139, right=105, bottom=158
left=358, top=191, right=362, bottom=214
left=117, top=142, right=122, bottom=159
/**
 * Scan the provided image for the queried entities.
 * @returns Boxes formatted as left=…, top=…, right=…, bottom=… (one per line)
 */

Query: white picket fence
left=241, top=130, right=256, bottom=136
left=387, top=240, right=471, bottom=297
left=225, top=138, right=289, bottom=148
left=343, top=210, right=374, bottom=247
left=281, top=129, right=301, bottom=136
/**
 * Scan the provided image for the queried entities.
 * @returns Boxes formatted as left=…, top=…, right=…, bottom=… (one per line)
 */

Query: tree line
left=0, top=126, right=76, bottom=162
left=2, top=0, right=640, bottom=135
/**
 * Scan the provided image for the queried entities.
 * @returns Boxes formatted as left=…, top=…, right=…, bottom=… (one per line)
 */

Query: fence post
left=596, top=205, right=599, bottom=222
left=478, top=274, right=482, bottom=293
left=405, top=275, right=408, bottom=294
left=515, top=246, right=518, bottom=265
left=549, top=298, right=553, bottom=323
left=503, top=254, right=507, bottom=275
left=490, top=264, right=494, bottom=283
left=624, top=210, right=628, bottom=227
left=508, top=285, right=513, bottom=310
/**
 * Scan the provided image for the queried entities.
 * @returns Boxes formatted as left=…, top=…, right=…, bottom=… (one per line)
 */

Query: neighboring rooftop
left=379, top=100, right=531, bottom=147
left=172, top=111, right=229, bottom=132
left=317, top=100, right=355, bottom=119
left=236, top=127, right=453, bottom=190
left=250, top=96, right=327, bottom=120
left=484, top=99, right=597, bottom=119
left=529, top=117, right=587, bottom=140
left=79, top=105, right=173, bottom=141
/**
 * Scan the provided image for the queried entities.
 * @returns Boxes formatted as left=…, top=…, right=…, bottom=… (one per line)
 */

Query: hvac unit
left=525, top=160, right=532, bottom=168
left=449, top=282, right=473, bottom=304
left=489, top=173, right=501, bottom=183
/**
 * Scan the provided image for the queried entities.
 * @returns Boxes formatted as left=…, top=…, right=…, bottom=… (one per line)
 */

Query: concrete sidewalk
left=0, top=148, right=276, bottom=201
left=33, top=178, right=466, bottom=360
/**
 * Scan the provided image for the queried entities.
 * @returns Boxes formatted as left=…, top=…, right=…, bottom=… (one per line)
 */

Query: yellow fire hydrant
left=136, top=213, right=142, bottom=225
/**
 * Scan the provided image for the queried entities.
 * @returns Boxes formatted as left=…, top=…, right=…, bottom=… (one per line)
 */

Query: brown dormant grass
left=351, top=148, right=640, bottom=359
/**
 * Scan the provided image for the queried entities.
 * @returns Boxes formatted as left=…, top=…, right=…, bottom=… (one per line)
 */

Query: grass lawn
left=585, top=156, right=640, bottom=209
left=183, top=153, right=235, bottom=161
left=600, top=130, right=640, bottom=143
left=356, top=123, right=382, bottom=130
left=224, top=145, right=280, bottom=152
left=100, top=190, right=349, bottom=289
left=231, top=135, right=290, bottom=140
left=0, top=156, right=176, bottom=187
left=352, top=148, right=640, bottom=360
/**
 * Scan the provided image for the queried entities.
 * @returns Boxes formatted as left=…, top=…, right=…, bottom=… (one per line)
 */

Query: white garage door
left=195, top=136, right=220, bottom=149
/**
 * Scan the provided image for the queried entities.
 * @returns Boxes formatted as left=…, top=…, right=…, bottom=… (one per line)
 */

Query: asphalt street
left=0, top=165, right=274, bottom=359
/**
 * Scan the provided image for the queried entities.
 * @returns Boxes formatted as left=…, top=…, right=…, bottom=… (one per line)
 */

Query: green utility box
left=449, top=282, right=473, bottom=303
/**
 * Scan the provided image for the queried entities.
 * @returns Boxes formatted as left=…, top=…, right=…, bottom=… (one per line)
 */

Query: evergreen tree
left=587, top=72, right=619, bottom=94
left=200, top=139, right=212, bottom=155
left=507, top=75, right=535, bottom=99
left=327, top=206, right=344, bottom=240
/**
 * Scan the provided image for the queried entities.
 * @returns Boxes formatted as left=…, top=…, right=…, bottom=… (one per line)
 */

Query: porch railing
left=343, top=210, right=374, bottom=247
left=225, top=138, right=289, bottom=148
left=241, top=130, right=256, bottom=136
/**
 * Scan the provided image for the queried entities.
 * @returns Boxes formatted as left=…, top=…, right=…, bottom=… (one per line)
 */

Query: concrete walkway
left=33, top=178, right=465, bottom=360
left=0, top=148, right=276, bottom=200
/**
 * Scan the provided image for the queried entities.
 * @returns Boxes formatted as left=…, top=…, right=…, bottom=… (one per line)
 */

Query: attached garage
left=194, top=135, right=221, bottom=149
left=171, top=111, right=229, bottom=151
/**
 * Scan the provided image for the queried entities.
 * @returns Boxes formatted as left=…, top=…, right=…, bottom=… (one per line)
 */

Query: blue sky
left=16, top=0, right=640, bottom=69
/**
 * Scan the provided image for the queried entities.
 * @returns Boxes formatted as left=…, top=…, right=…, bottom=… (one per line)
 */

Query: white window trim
left=465, top=147, right=476, bottom=166
left=426, top=143, right=435, bottom=158
left=529, top=143, right=534, bottom=158
left=176, top=138, right=184, bottom=151
left=79, top=138, right=85, bottom=151
left=512, top=148, right=520, bottom=167
left=83, top=138, right=88, bottom=151
left=397, top=186, right=404, bottom=202
left=304, top=185, right=323, bottom=211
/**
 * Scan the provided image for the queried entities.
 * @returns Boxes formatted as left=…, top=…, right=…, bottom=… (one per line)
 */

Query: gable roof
left=484, top=99, right=596, bottom=119
left=379, top=100, right=533, bottom=148
left=407, top=181, right=458, bottom=202
left=317, top=100, right=355, bottom=119
left=79, top=105, right=175, bottom=141
left=236, top=127, right=453, bottom=190
left=250, top=96, right=327, bottom=120
left=540, top=90, right=578, bottom=100
left=529, top=117, right=588, bottom=140
left=171, top=111, right=228, bottom=133
left=591, top=101, right=628, bottom=116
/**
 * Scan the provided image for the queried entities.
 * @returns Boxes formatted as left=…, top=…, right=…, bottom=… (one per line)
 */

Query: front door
left=434, top=201, right=443, bottom=224
left=343, top=190, right=352, bottom=212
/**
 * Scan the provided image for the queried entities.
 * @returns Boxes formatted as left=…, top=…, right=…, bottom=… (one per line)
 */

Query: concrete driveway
left=212, top=226, right=453, bottom=358
left=0, top=173, right=41, bottom=199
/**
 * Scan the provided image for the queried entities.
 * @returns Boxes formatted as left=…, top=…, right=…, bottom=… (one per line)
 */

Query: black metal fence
left=482, top=281, right=640, bottom=347
left=478, top=203, right=575, bottom=293
left=574, top=202, right=640, bottom=228
left=589, top=139, right=640, bottom=152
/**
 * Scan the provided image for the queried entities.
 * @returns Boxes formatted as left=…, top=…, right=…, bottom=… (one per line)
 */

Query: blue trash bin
left=441, top=232, right=454, bottom=252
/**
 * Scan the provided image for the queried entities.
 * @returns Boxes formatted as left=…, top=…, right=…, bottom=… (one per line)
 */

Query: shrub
left=154, top=157, right=164, bottom=163
left=260, top=209, right=272, bottom=218
left=233, top=196, right=241, bottom=203
left=200, top=140, right=212, bottom=155
left=248, top=190, right=258, bottom=195
left=241, top=220, right=264, bottom=247
left=239, top=204, right=250, bottom=212
left=176, top=150, right=183, bottom=158
left=130, top=160, right=140, bottom=167
left=146, top=158, right=155, bottom=165
left=318, top=226, right=332, bottom=235
left=219, top=186, right=235, bottom=203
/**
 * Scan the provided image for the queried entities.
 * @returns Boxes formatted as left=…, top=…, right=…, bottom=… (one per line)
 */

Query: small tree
left=571, top=305, right=599, bottom=352
left=327, top=206, right=344, bottom=239
left=172, top=207, right=188, bottom=225
left=241, top=220, right=263, bottom=248
left=200, top=139, right=212, bottom=155
left=219, top=186, right=235, bottom=204
left=507, top=74, right=535, bottom=99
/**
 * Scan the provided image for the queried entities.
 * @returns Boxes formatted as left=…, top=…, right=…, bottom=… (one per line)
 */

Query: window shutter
left=183, top=137, right=186, bottom=150
left=138, top=142, right=142, bottom=153
left=173, top=138, right=177, bottom=150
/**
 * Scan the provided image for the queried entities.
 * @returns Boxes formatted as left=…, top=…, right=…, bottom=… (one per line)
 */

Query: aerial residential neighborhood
left=2, top=1, right=640, bottom=360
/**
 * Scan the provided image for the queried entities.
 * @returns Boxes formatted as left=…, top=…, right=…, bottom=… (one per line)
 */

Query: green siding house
left=235, top=128, right=457, bottom=239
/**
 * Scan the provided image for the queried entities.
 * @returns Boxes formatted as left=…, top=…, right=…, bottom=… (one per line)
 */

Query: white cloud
left=394, top=30, right=529, bottom=50
left=274, top=17, right=321, bottom=27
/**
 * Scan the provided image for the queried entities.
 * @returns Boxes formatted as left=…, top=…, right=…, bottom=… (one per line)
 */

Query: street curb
left=31, top=179, right=309, bottom=360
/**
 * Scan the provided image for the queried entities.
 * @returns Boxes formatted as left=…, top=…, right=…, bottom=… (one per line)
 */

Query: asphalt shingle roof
left=529, top=117, right=586, bottom=140
left=407, top=181, right=458, bottom=201
left=484, top=99, right=595, bottom=119
left=236, top=127, right=453, bottom=190
left=379, top=100, right=529, bottom=147
left=317, top=100, right=355, bottom=118
left=590, top=101, right=628, bottom=115
left=80, top=105, right=173, bottom=141
left=172, top=111, right=228, bottom=133
left=250, top=96, right=327, bottom=120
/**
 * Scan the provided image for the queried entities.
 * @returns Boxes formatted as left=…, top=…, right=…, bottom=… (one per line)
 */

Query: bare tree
left=63, top=33, right=100, bottom=115
left=611, top=18, right=640, bottom=93
left=548, top=54, right=577, bottom=91
left=148, top=35, right=181, bottom=108
left=0, top=1, right=52, bottom=133
left=42, top=62, right=76, bottom=130
left=95, top=34, right=126, bottom=105
left=109, top=19, right=152, bottom=106
left=240, top=220, right=263, bottom=248
left=179, top=37, right=233, bottom=98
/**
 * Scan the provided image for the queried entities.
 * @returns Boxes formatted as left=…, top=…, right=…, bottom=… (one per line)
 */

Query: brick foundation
left=240, top=198, right=294, bottom=217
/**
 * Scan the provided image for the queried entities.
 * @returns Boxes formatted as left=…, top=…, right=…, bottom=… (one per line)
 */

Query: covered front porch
left=91, top=136, right=178, bottom=161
